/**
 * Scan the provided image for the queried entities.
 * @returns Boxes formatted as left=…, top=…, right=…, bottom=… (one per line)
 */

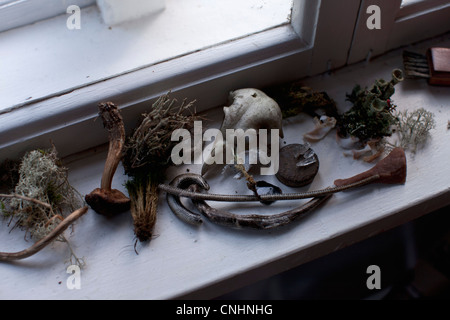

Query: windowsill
left=1, top=34, right=449, bottom=299
left=0, top=0, right=292, bottom=112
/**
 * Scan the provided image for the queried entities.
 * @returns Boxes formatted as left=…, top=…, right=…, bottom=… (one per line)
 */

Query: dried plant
left=338, top=69, right=404, bottom=144
left=390, top=108, right=436, bottom=153
left=122, top=92, right=199, bottom=243
left=1, top=148, right=86, bottom=265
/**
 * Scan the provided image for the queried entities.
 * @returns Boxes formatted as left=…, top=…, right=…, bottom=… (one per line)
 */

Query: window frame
left=347, top=0, right=450, bottom=64
left=10, top=0, right=450, bottom=161
left=0, top=0, right=363, bottom=162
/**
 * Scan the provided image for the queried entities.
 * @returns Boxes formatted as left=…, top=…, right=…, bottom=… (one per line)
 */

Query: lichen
left=390, top=108, right=436, bottom=153
left=337, top=69, right=404, bottom=144
left=3, top=148, right=83, bottom=241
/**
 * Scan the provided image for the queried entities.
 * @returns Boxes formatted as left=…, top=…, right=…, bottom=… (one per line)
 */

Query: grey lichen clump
left=391, top=108, right=436, bottom=153
left=2, top=148, right=83, bottom=241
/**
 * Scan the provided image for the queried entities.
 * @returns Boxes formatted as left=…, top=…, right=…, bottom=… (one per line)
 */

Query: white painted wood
left=398, top=0, right=450, bottom=19
left=387, top=3, right=450, bottom=50
left=0, top=24, right=310, bottom=162
left=347, top=0, right=403, bottom=64
left=348, top=0, right=450, bottom=64
left=1, top=34, right=449, bottom=299
left=0, top=0, right=95, bottom=32
left=96, top=0, right=165, bottom=26
left=0, top=0, right=367, bottom=164
left=308, top=0, right=361, bottom=74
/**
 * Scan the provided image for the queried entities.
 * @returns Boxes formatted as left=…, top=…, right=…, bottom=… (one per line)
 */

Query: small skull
left=202, top=88, right=284, bottom=175
left=220, top=88, right=284, bottom=138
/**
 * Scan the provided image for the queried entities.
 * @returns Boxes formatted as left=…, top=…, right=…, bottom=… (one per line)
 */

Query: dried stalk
left=123, top=92, right=199, bottom=243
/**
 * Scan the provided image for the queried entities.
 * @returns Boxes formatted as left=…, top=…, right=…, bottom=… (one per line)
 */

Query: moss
left=337, top=69, right=404, bottom=144
left=264, top=82, right=339, bottom=119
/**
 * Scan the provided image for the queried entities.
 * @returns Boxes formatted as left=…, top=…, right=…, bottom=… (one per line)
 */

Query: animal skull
left=202, top=88, right=284, bottom=175
left=220, top=88, right=284, bottom=138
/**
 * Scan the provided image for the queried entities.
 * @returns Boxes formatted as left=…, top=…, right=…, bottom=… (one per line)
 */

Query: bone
left=220, top=88, right=284, bottom=137
left=202, top=88, right=284, bottom=175
left=303, top=115, right=337, bottom=142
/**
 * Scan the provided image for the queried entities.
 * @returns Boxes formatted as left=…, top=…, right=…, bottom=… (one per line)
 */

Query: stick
left=0, top=206, right=88, bottom=262
left=0, top=193, right=52, bottom=210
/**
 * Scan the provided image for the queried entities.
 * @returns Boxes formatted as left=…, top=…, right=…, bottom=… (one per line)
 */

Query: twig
left=0, top=206, right=88, bottom=262
left=0, top=193, right=52, bottom=210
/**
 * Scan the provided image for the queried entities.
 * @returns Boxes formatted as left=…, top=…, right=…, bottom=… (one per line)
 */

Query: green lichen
left=338, top=69, right=404, bottom=143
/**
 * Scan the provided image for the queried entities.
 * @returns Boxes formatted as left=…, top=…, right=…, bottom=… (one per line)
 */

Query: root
left=0, top=207, right=88, bottom=262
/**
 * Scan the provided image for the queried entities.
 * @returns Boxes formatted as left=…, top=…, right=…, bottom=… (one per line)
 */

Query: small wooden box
left=427, top=47, right=450, bottom=86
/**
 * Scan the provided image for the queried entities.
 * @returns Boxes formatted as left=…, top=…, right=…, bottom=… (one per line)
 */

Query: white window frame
left=0, top=0, right=362, bottom=161
left=347, top=0, right=450, bottom=64
left=0, top=0, right=95, bottom=32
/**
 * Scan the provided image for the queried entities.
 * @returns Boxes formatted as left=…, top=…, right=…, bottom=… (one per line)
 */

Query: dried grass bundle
left=123, top=92, right=199, bottom=243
